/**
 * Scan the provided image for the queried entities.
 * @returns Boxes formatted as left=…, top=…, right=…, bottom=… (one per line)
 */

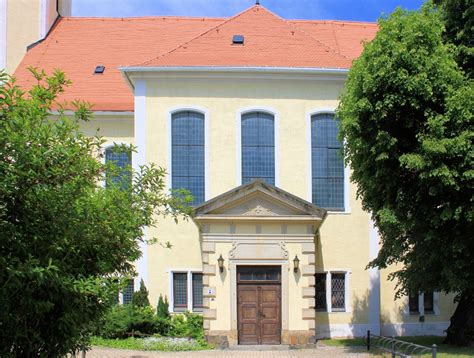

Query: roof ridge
left=135, top=4, right=350, bottom=68
left=135, top=5, right=260, bottom=67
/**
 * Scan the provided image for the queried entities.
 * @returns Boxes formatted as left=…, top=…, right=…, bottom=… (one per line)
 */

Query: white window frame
left=315, top=269, right=351, bottom=313
left=168, top=269, right=204, bottom=313
left=167, top=106, right=210, bottom=201
left=236, top=106, right=280, bottom=187
left=405, top=291, right=440, bottom=316
left=100, top=141, right=132, bottom=188
left=306, top=109, right=350, bottom=214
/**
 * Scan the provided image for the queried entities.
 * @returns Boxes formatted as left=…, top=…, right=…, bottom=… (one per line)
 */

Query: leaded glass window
left=241, top=112, right=275, bottom=185
left=409, top=292, right=419, bottom=313
left=311, top=113, right=344, bottom=210
left=172, top=111, right=205, bottom=205
left=424, top=292, right=434, bottom=313
left=331, top=273, right=345, bottom=311
left=192, top=273, right=203, bottom=311
left=315, top=273, right=327, bottom=311
left=122, top=279, right=134, bottom=304
left=173, top=273, right=188, bottom=311
left=105, top=147, right=131, bottom=189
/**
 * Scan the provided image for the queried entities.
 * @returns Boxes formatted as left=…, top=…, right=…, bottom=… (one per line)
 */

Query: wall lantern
left=293, top=255, right=300, bottom=273
left=217, top=254, right=225, bottom=273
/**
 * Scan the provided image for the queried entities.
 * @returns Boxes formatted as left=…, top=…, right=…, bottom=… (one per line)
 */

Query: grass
left=91, top=336, right=213, bottom=352
left=321, top=336, right=474, bottom=357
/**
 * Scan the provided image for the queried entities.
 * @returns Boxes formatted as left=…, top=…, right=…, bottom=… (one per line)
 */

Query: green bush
left=157, top=294, right=170, bottom=318
left=99, top=305, right=159, bottom=339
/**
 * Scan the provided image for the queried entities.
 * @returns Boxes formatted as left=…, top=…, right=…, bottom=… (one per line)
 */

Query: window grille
left=192, top=273, right=203, bottom=310
left=105, top=147, right=131, bottom=189
left=122, top=279, right=134, bottom=304
left=173, top=273, right=188, bottom=310
left=424, top=292, right=434, bottom=313
left=331, top=273, right=345, bottom=310
left=315, top=273, right=327, bottom=311
left=172, top=111, right=205, bottom=205
left=409, top=292, right=419, bottom=313
left=241, top=112, right=275, bottom=185
left=311, top=113, right=344, bottom=210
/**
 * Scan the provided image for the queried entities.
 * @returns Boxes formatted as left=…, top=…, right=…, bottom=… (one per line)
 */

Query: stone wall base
left=282, top=329, right=316, bottom=347
left=206, top=330, right=315, bottom=348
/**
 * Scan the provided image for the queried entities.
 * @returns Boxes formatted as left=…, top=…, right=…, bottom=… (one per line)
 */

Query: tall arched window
left=105, top=146, right=131, bottom=189
left=172, top=111, right=205, bottom=205
left=311, top=113, right=344, bottom=210
left=241, top=112, right=275, bottom=185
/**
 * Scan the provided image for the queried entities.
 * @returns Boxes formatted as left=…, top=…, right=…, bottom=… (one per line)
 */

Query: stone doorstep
left=228, top=345, right=290, bottom=351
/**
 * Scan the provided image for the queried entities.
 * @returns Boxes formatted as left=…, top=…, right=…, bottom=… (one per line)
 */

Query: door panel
left=238, top=285, right=259, bottom=344
left=237, top=282, right=281, bottom=344
left=259, top=285, right=281, bottom=344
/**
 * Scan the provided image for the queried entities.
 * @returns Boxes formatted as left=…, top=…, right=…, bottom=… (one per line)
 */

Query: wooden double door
left=237, top=266, right=281, bottom=345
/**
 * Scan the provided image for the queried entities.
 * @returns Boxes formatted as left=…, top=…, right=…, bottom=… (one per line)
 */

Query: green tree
left=433, top=0, right=473, bottom=77
left=157, top=294, right=170, bottom=318
left=132, top=279, right=151, bottom=307
left=337, top=4, right=473, bottom=345
left=0, top=68, right=192, bottom=356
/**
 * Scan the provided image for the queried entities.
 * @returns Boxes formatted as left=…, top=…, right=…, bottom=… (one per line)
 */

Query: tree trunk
left=445, top=293, right=474, bottom=346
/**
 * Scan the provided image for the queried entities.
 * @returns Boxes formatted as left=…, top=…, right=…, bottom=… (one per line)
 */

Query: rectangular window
left=122, top=279, right=134, bottom=304
left=424, top=292, right=434, bottom=314
left=192, top=273, right=203, bottom=311
left=409, top=292, right=419, bottom=314
left=331, top=273, right=345, bottom=311
left=315, top=273, right=327, bottom=311
left=173, top=273, right=188, bottom=311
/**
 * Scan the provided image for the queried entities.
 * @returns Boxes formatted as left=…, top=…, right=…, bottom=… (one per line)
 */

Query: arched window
left=105, top=146, right=131, bottom=189
left=172, top=111, right=205, bottom=205
left=311, top=113, right=344, bottom=210
left=241, top=112, right=275, bottom=185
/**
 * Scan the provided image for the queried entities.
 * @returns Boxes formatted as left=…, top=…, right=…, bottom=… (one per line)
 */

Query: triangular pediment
left=194, top=180, right=326, bottom=220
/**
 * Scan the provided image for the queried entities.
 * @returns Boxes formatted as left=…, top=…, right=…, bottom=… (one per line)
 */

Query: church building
left=12, top=2, right=456, bottom=347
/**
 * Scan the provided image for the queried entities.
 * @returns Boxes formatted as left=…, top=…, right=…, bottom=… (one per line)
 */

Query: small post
left=81, top=350, right=86, bottom=358
left=367, top=330, right=371, bottom=351
left=391, top=336, right=395, bottom=358
left=432, top=344, right=437, bottom=358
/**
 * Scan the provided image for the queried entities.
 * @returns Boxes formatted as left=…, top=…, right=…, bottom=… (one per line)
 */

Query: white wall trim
left=368, top=219, right=381, bottom=334
left=381, top=322, right=449, bottom=337
left=306, top=108, right=351, bottom=214
left=0, top=0, right=7, bottom=70
left=133, top=80, right=148, bottom=289
left=39, top=0, right=49, bottom=40
left=168, top=268, right=203, bottom=313
left=315, top=323, right=381, bottom=339
left=236, top=106, right=280, bottom=187
left=166, top=105, right=210, bottom=201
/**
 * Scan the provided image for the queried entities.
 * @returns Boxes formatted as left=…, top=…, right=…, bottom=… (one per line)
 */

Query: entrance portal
left=237, top=266, right=281, bottom=345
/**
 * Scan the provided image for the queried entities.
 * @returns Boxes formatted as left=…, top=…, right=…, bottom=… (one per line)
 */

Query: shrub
left=157, top=294, right=170, bottom=318
left=132, top=279, right=150, bottom=307
left=99, top=305, right=157, bottom=339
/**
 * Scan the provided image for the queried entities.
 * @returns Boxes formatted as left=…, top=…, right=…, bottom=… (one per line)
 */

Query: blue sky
left=72, top=0, right=426, bottom=22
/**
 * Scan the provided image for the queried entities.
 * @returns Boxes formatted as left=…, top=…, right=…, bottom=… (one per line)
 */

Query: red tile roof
left=13, top=5, right=377, bottom=112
